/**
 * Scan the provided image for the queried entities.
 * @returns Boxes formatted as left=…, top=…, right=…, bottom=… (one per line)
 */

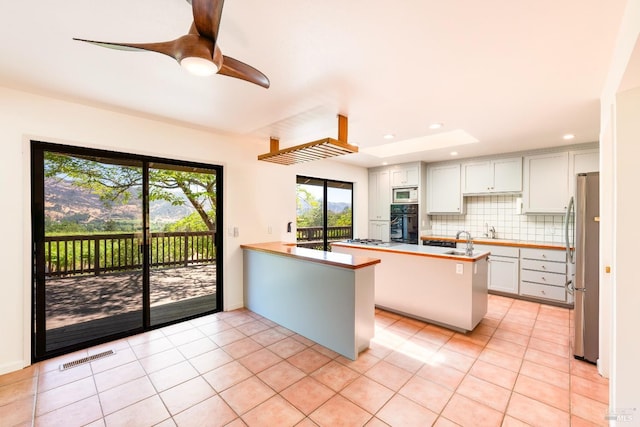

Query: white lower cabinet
left=519, top=248, right=569, bottom=303
left=368, top=220, right=390, bottom=242
left=474, top=244, right=519, bottom=294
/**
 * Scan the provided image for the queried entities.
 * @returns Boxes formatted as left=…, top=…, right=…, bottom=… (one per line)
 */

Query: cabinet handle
left=541, top=277, right=546, bottom=281
left=541, top=265, right=546, bottom=270
left=541, top=290, right=546, bottom=295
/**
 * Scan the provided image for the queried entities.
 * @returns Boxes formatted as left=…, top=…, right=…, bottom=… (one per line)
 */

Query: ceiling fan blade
left=219, top=55, right=270, bottom=88
left=73, top=38, right=179, bottom=60
left=191, top=0, right=224, bottom=43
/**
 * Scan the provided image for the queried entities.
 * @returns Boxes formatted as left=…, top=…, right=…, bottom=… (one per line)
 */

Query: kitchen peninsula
left=241, top=242, right=380, bottom=360
left=332, top=241, right=490, bottom=332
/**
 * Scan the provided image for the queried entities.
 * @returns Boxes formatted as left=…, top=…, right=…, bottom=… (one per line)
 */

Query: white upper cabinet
left=570, top=148, right=599, bottom=175
left=568, top=148, right=599, bottom=197
left=462, top=157, right=522, bottom=194
left=391, top=164, right=420, bottom=187
left=427, top=163, right=464, bottom=214
left=369, top=169, right=390, bottom=220
left=522, top=151, right=570, bottom=214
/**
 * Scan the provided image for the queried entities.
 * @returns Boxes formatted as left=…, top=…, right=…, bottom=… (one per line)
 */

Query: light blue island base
left=242, top=244, right=379, bottom=360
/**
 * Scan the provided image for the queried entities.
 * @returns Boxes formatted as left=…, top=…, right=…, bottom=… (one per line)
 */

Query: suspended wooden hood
left=258, top=114, right=358, bottom=165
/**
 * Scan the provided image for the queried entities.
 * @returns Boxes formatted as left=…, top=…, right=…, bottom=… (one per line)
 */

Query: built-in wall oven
left=390, top=204, right=419, bottom=244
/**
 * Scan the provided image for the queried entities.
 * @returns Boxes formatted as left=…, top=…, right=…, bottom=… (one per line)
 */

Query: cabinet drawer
left=520, top=269, right=566, bottom=287
left=520, top=281, right=566, bottom=302
left=520, top=248, right=566, bottom=262
left=520, top=259, right=566, bottom=274
left=475, top=244, right=519, bottom=258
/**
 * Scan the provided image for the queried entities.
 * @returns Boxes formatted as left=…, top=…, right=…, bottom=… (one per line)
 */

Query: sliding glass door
left=296, top=176, right=353, bottom=251
left=148, top=162, right=218, bottom=326
left=31, top=142, right=222, bottom=360
left=34, top=149, right=145, bottom=354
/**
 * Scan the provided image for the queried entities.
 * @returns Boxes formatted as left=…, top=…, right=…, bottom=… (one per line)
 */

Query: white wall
left=599, top=0, right=640, bottom=422
left=611, top=85, right=640, bottom=423
left=0, top=86, right=368, bottom=374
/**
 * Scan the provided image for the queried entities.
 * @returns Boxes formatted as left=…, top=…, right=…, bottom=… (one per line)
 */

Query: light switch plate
left=456, top=263, right=463, bottom=275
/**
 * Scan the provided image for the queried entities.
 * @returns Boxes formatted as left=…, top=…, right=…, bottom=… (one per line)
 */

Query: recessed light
left=450, top=151, right=459, bottom=156
left=429, top=123, right=443, bottom=130
left=382, top=162, right=389, bottom=166
left=383, top=134, right=395, bottom=140
left=563, top=134, right=575, bottom=140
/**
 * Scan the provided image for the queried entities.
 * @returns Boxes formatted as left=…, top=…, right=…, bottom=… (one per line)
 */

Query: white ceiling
left=0, top=0, right=631, bottom=167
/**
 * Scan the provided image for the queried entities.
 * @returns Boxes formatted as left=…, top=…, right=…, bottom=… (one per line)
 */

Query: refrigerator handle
left=565, top=279, right=574, bottom=295
left=564, top=197, right=575, bottom=263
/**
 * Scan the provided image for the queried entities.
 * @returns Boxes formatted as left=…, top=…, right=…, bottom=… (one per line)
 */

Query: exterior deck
left=45, top=264, right=216, bottom=351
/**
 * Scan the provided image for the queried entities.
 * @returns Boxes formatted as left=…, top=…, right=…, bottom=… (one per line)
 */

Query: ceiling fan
left=73, top=0, right=269, bottom=88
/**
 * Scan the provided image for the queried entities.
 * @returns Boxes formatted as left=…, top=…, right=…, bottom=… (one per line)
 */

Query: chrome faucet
left=456, top=230, right=474, bottom=256
left=489, top=226, right=496, bottom=239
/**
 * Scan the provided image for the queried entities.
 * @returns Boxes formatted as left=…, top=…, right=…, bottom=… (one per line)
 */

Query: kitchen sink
left=445, top=249, right=472, bottom=256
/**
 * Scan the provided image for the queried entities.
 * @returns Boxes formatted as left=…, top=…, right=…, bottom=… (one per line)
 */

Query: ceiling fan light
left=181, top=56, right=219, bottom=76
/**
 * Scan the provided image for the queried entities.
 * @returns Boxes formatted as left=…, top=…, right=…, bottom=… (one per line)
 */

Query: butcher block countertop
left=420, top=235, right=568, bottom=251
left=240, top=242, right=381, bottom=270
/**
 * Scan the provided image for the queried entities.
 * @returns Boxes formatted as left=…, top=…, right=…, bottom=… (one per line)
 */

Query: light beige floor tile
left=3, top=295, right=608, bottom=426
left=104, top=395, right=170, bottom=427
left=35, top=395, right=102, bottom=427
left=159, top=376, right=215, bottom=415
left=98, top=376, right=156, bottom=415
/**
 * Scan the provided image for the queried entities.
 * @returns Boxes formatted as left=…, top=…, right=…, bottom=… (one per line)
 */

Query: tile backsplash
left=428, top=194, right=571, bottom=243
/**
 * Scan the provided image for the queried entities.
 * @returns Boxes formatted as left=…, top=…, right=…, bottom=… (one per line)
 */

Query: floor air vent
left=60, top=350, right=115, bottom=371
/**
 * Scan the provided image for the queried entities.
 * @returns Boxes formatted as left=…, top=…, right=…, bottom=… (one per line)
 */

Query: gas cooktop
left=345, top=239, right=396, bottom=246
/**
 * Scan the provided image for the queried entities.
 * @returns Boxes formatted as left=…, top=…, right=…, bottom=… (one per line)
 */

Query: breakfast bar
left=241, top=242, right=380, bottom=360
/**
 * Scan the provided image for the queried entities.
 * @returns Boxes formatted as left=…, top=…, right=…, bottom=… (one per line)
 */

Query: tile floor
left=0, top=295, right=609, bottom=427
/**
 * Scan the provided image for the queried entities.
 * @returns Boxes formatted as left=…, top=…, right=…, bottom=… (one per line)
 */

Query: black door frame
left=296, top=175, right=354, bottom=251
left=31, top=141, right=224, bottom=362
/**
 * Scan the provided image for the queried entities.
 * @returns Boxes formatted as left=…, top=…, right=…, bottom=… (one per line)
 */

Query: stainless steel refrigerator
left=568, top=172, right=600, bottom=363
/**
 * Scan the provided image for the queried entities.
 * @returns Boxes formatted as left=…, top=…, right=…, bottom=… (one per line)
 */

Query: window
left=296, top=176, right=353, bottom=251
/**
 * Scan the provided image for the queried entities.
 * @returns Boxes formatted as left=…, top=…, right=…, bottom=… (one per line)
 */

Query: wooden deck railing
left=45, top=226, right=351, bottom=276
left=296, top=226, right=352, bottom=249
left=44, top=231, right=216, bottom=277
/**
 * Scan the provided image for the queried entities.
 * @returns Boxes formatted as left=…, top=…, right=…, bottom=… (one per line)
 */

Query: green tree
left=296, top=186, right=322, bottom=227
left=164, top=211, right=215, bottom=232
left=328, top=207, right=352, bottom=227
left=45, top=153, right=217, bottom=231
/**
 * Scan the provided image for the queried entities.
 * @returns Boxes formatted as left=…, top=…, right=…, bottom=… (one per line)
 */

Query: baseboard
left=225, top=301, right=244, bottom=311
left=0, top=360, right=28, bottom=376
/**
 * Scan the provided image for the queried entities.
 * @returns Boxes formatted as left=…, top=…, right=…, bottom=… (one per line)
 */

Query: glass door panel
left=296, top=177, right=325, bottom=250
left=148, top=163, right=218, bottom=325
left=326, top=181, right=353, bottom=246
left=38, top=150, right=144, bottom=355
left=296, top=176, right=353, bottom=251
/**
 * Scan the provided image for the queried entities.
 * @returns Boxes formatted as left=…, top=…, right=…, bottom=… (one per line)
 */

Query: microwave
left=392, top=187, right=418, bottom=203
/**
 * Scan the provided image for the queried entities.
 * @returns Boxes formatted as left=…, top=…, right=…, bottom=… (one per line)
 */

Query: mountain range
left=45, top=178, right=193, bottom=226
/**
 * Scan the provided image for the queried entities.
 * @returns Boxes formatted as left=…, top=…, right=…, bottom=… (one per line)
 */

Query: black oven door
left=390, top=214, right=418, bottom=244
